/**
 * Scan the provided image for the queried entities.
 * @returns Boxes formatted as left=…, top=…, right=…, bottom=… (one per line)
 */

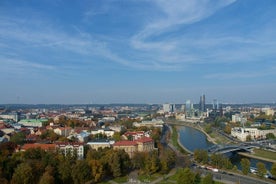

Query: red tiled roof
left=21, top=143, right=55, bottom=151
left=113, top=140, right=137, bottom=146
left=136, top=137, right=153, bottom=143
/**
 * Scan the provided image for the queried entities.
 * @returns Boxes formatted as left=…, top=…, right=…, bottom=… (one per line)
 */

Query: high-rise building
left=213, top=99, right=219, bottom=110
left=185, top=100, right=191, bottom=111
left=163, top=103, right=175, bottom=113
left=199, top=94, right=205, bottom=112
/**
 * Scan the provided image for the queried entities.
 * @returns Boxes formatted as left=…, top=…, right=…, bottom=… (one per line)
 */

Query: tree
left=246, top=135, right=251, bottom=141
left=266, top=133, right=275, bottom=139
left=89, top=160, right=104, bottom=183
left=240, top=158, right=250, bottom=175
left=201, top=173, right=214, bottom=184
left=224, top=124, right=232, bottom=134
left=58, top=158, right=72, bottom=184
left=177, top=168, right=196, bottom=184
left=71, top=160, right=91, bottom=184
left=11, top=163, right=34, bottom=184
left=112, top=132, right=121, bottom=141
left=38, top=166, right=55, bottom=184
left=256, top=162, right=266, bottom=178
left=271, top=163, right=276, bottom=177
left=10, top=132, right=26, bottom=145
left=194, top=149, right=208, bottom=164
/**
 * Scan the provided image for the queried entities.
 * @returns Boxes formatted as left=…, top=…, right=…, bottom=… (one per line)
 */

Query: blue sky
left=1, top=0, right=276, bottom=104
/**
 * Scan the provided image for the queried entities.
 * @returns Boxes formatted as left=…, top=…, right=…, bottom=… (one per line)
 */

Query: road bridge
left=208, top=144, right=258, bottom=154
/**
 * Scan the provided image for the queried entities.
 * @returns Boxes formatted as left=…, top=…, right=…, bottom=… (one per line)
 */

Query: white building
left=231, top=127, right=276, bottom=142
left=133, top=119, right=164, bottom=128
left=232, top=114, right=247, bottom=123
left=54, top=127, right=73, bottom=137
left=91, top=127, right=114, bottom=137
left=56, top=142, right=84, bottom=159
left=87, top=140, right=115, bottom=151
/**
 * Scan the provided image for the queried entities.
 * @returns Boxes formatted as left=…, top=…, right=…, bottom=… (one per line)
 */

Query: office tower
left=199, top=94, right=205, bottom=112
left=213, top=99, right=219, bottom=110
left=163, top=103, right=175, bottom=113
left=185, top=100, right=191, bottom=111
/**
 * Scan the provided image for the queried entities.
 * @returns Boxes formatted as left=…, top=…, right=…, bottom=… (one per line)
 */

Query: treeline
left=0, top=142, right=176, bottom=184
left=194, top=149, right=233, bottom=170
left=194, top=149, right=276, bottom=179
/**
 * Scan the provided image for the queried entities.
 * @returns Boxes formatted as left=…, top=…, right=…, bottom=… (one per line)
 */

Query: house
left=231, top=127, right=276, bottom=141
left=91, top=127, right=114, bottom=137
left=113, top=141, right=138, bottom=158
left=54, top=127, right=72, bottom=137
left=113, top=137, right=155, bottom=158
left=55, top=142, right=84, bottom=159
left=75, top=131, right=90, bottom=143
left=21, top=143, right=56, bottom=152
left=122, top=131, right=148, bottom=140
left=133, top=119, right=164, bottom=128
left=87, top=140, right=115, bottom=151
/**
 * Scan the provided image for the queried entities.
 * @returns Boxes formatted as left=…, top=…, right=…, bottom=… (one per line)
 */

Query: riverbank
left=170, top=125, right=193, bottom=154
left=238, top=152, right=276, bottom=164
left=175, top=121, right=217, bottom=144
left=177, top=130, right=193, bottom=154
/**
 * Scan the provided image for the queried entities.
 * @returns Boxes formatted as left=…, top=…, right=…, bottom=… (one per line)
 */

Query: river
left=178, top=125, right=273, bottom=170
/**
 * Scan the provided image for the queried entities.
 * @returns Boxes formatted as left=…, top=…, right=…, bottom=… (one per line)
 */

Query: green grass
left=253, top=148, right=276, bottom=161
left=171, top=126, right=189, bottom=154
left=167, top=168, right=181, bottom=181
left=112, top=176, right=128, bottom=183
left=138, top=173, right=162, bottom=183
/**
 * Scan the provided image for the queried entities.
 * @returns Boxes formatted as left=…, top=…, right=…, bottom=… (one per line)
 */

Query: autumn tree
left=177, top=168, right=196, bottom=184
left=241, top=158, right=250, bottom=175
left=38, top=166, right=55, bottom=184
left=11, top=163, right=34, bottom=184
left=194, top=149, right=208, bottom=164
left=201, top=173, right=214, bottom=184
left=271, top=163, right=276, bottom=177
left=256, top=162, right=266, bottom=178
left=71, top=160, right=91, bottom=184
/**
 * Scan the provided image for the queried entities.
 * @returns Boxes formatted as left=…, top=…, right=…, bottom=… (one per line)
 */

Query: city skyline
left=1, top=0, right=276, bottom=104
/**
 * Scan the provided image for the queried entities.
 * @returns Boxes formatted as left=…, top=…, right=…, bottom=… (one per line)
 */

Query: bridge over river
left=208, top=144, right=259, bottom=154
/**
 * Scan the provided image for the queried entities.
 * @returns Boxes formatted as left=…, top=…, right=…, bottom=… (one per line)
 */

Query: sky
left=0, top=0, right=276, bottom=104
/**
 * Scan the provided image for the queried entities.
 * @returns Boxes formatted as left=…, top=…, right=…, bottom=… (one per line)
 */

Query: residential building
left=113, top=137, right=155, bottom=158
left=18, top=119, right=48, bottom=127
left=87, top=140, right=115, bottom=151
left=231, top=127, right=276, bottom=141
left=113, top=141, right=138, bottom=158
left=133, top=119, right=164, bottom=128
left=54, top=127, right=72, bottom=137
left=56, top=142, right=84, bottom=159
left=91, top=127, right=114, bottom=137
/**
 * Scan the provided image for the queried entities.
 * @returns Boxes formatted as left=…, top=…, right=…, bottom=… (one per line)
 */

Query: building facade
left=231, top=127, right=276, bottom=141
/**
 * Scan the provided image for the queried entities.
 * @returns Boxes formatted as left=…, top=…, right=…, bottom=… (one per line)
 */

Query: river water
left=178, top=125, right=273, bottom=170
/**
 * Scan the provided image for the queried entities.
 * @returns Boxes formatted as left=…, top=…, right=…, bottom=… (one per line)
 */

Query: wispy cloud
left=0, top=57, right=55, bottom=74
left=204, top=67, right=276, bottom=79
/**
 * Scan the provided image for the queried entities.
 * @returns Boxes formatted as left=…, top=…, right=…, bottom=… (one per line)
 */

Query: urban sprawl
left=0, top=95, right=276, bottom=184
